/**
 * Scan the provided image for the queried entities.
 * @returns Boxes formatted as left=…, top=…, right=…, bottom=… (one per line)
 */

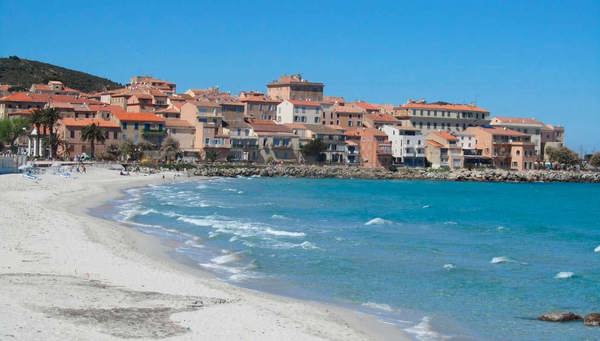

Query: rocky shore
left=190, top=164, right=600, bottom=183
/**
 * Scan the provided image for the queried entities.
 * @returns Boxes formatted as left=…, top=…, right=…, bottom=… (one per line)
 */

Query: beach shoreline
left=0, top=166, right=409, bottom=340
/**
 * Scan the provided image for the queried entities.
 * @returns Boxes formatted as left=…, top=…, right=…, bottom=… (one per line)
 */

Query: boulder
left=584, top=313, right=600, bottom=326
left=538, top=312, right=582, bottom=322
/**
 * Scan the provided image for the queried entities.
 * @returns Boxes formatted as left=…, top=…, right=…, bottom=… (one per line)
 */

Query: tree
left=160, top=136, right=180, bottom=162
left=0, top=117, right=30, bottom=152
left=80, top=123, right=106, bottom=158
left=546, top=146, right=580, bottom=166
left=105, top=144, right=121, bottom=160
left=205, top=150, right=218, bottom=162
left=41, top=108, right=61, bottom=158
left=589, top=152, right=600, bottom=168
left=301, top=138, right=327, bottom=162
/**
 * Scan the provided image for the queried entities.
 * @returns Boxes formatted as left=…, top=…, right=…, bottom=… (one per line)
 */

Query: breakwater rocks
left=190, top=164, right=600, bottom=183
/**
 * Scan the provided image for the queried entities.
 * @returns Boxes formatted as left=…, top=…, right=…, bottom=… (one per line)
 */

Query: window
left=134, top=123, right=139, bottom=130
left=122, top=122, right=128, bottom=129
left=70, top=130, right=75, bottom=139
left=113, top=131, right=118, bottom=139
left=348, top=121, right=353, bottom=127
left=144, top=124, right=150, bottom=131
left=314, top=117, right=319, bottom=123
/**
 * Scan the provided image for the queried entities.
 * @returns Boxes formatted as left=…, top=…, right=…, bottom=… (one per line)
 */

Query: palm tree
left=30, top=109, right=45, bottom=157
left=41, top=108, right=61, bottom=158
left=81, top=123, right=106, bottom=158
left=160, top=136, right=180, bottom=162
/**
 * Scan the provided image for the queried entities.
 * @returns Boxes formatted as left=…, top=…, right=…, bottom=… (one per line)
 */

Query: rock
left=584, top=313, right=600, bottom=326
left=538, top=312, right=582, bottom=322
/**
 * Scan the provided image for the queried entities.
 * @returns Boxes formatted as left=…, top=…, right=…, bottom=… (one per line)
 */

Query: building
left=425, top=131, right=464, bottom=169
left=247, top=120, right=298, bottom=163
left=164, top=119, right=197, bottom=157
left=58, top=117, right=121, bottom=157
left=465, top=126, right=536, bottom=171
left=180, top=101, right=230, bottom=160
left=276, top=100, right=322, bottom=124
left=224, top=120, right=259, bottom=162
left=113, top=112, right=166, bottom=146
left=490, top=117, right=564, bottom=160
left=328, top=104, right=364, bottom=128
left=381, top=125, right=425, bottom=167
left=455, top=131, right=491, bottom=168
left=239, top=91, right=280, bottom=120
left=0, top=93, right=48, bottom=118
left=395, top=100, right=490, bottom=136
left=363, top=113, right=401, bottom=129
left=220, top=100, right=245, bottom=123
left=30, top=81, right=80, bottom=96
left=267, top=74, right=324, bottom=102
left=286, top=123, right=347, bottom=163
left=346, top=127, right=392, bottom=168
left=130, top=76, right=176, bottom=95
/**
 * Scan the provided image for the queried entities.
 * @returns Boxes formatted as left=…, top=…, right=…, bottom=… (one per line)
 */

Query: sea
left=106, top=177, right=600, bottom=341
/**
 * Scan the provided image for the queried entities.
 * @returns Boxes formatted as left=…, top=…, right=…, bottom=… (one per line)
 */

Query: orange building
left=465, top=126, right=536, bottom=170
left=58, top=118, right=121, bottom=157
left=346, top=127, right=392, bottom=168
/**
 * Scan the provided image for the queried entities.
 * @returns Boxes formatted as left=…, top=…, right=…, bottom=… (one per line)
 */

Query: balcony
left=142, top=129, right=166, bottom=139
left=377, top=143, right=392, bottom=155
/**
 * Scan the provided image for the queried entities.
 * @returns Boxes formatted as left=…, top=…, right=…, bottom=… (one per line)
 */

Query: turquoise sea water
left=112, top=178, right=600, bottom=340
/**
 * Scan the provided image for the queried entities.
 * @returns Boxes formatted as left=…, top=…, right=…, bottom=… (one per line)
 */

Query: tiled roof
left=427, top=140, right=444, bottom=148
left=353, top=101, right=381, bottom=111
left=400, top=101, right=488, bottom=113
left=248, top=120, right=293, bottom=133
left=113, top=112, right=165, bottom=123
left=473, top=126, right=527, bottom=137
left=431, top=130, right=458, bottom=141
left=61, top=118, right=120, bottom=128
left=365, top=113, right=399, bottom=123
left=333, top=104, right=365, bottom=114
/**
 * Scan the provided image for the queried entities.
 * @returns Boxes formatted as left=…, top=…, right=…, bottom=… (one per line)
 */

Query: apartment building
left=328, top=104, right=364, bottom=128
left=490, top=117, right=564, bottom=160
left=180, top=100, right=230, bottom=160
left=276, top=99, right=322, bottom=124
left=248, top=120, right=298, bottom=163
left=455, top=132, right=491, bottom=168
left=130, top=76, right=176, bottom=95
left=346, top=128, right=392, bottom=168
left=164, top=119, right=197, bottom=156
left=224, top=120, right=259, bottom=162
left=58, top=117, right=121, bottom=157
left=465, top=126, right=536, bottom=171
left=239, top=91, right=280, bottom=120
left=267, top=74, right=324, bottom=102
left=381, top=125, right=425, bottom=167
left=113, top=112, right=165, bottom=146
left=287, top=123, right=347, bottom=163
left=425, top=131, right=464, bottom=169
left=395, top=99, right=490, bottom=135
left=363, top=113, right=401, bottom=129
left=30, top=81, right=80, bottom=96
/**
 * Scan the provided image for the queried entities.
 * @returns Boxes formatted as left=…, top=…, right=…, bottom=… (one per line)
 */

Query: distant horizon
left=1, top=0, right=598, bottom=152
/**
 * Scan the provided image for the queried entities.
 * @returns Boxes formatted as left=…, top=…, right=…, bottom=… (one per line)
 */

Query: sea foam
left=490, top=256, right=512, bottom=264
left=595, top=245, right=600, bottom=253
left=555, top=271, right=574, bottom=279
left=365, top=218, right=392, bottom=225
left=404, top=316, right=451, bottom=341
left=362, top=302, right=394, bottom=312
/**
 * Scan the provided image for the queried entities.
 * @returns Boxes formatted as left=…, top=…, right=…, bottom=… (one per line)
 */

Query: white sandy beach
left=0, top=166, right=408, bottom=340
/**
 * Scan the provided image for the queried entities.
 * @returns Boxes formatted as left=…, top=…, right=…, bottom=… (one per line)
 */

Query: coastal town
left=0, top=73, right=582, bottom=172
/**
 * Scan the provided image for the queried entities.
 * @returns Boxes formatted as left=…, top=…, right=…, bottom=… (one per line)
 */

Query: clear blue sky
left=1, top=0, right=599, bottom=151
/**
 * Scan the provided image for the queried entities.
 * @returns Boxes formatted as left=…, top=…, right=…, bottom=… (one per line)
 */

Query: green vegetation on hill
left=0, top=56, right=122, bottom=93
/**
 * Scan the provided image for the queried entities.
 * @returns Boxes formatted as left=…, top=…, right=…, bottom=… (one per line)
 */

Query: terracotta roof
left=333, top=104, right=365, bottom=114
left=430, top=130, right=458, bottom=141
left=365, top=113, right=399, bottom=123
left=427, top=140, right=444, bottom=148
left=190, top=100, right=221, bottom=108
left=113, top=112, right=165, bottom=123
left=88, top=104, right=126, bottom=114
left=345, top=127, right=387, bottom=137
left=287, top=99, right=321, bottom=107
left=353, top=101, right=381, bottom=111
left=303, top=124, right=345, bottom=135
left=472, top=126, right=527, bottom=137
left=491, top=117, right=545, bottom=126
left=165, top=119, right=194, bottom=128
left=248, top=120, right=293, bottom=134
left=7, top=109, right=34, bottom=116
left=0, top=92, right=46, bottom=103
left=400, top=101, right=488, bottom=113
left=61, top=118, right=120, bottom=129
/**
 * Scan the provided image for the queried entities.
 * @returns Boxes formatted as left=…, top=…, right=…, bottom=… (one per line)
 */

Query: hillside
left=0, top=56, right=122, bottom=93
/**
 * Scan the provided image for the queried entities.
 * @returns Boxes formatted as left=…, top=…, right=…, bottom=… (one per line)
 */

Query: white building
left=381, top=125, right=425, bottom=167
left=276, top=99, right=322, bottom=124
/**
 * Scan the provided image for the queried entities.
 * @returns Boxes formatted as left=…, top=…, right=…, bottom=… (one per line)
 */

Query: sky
left=1, top=0, right=599, bottom=151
